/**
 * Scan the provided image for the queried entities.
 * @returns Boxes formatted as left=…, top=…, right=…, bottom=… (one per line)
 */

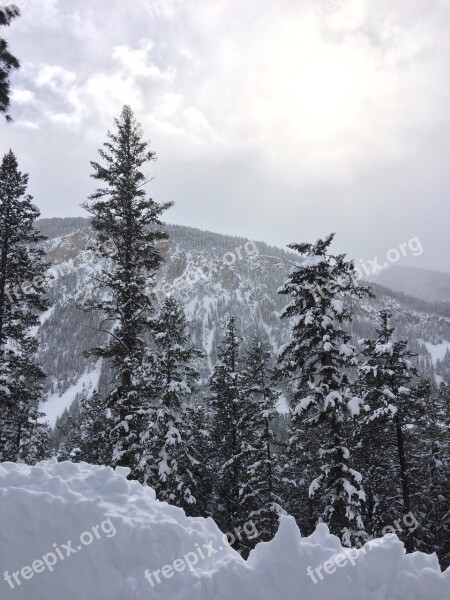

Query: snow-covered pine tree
left=82, top=105, right=172, bottom=476
left=138, top=296, right=204, bottom=509
left=18, top=402, right=52, bottom=463
left=240, top=336, right=282, bottom=545
left=181, top=401, right=214, bottom=517
left=420, top=382, right=450, bottom=567
left=4, top=339, right=52, bottom=463
left=357, top=311, right=426, bottom=551
left=208, top=317, right=248, bottom=538
left=56, top=399, right=82, bottom=462
left=0, top=4, right=20, bottom=121
left=278, top=414, right=317, bottom=536
left=78, top=390, right=114, bottom=465
left=0, top=151, right=51, bottom=463
left=276, top=234, right=371, bottom=546
left=410, top=382, right=450, bottom=567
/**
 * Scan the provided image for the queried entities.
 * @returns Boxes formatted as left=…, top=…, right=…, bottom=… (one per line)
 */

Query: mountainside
left=34, top=218, right=450, bottom=426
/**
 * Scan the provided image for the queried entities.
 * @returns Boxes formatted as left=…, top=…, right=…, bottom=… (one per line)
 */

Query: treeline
left=0, top=106, right=448, bottom=567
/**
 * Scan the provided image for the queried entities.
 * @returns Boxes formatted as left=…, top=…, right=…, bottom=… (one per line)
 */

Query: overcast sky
left=1, top=0, right=449, bottom=272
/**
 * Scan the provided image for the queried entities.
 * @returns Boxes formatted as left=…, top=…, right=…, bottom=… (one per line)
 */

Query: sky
left=1, top=0, right=449, bottom=272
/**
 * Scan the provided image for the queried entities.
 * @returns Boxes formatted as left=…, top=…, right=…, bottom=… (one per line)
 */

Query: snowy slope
left=0, top=459, right=449, bottom=600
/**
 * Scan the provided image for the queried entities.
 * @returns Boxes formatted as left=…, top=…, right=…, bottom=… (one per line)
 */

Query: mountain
left=371, top=265, right=450, bottom=303
left=34, top=218, right=450, bottom=426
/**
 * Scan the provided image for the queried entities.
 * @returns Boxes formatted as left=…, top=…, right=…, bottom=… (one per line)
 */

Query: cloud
left=9, top=0, right=450, bottom=181
left=11, top=88, right=34, bottom=103
left=1, top=0, right=449, bottom=271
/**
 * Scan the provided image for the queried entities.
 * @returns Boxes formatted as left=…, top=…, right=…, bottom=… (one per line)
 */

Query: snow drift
left=0, top=460, right=448, bottom=600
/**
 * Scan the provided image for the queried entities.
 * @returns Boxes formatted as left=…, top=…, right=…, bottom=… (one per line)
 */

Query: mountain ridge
left=32, top=218, right=450, bottom=426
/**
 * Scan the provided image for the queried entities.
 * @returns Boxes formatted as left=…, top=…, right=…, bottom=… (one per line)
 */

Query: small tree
left=18, top=402, right=52, bottom=464
left=240, top=336, right=282, bottom=545
left=138, top=296, right=204, bottom=509
left=208, top=317, right=247, bottom=535
left=56, top=401, right=82, bottom=462
left=79, top=390, right=114, bottom=465
left=182, top=401, right=213, bottom=517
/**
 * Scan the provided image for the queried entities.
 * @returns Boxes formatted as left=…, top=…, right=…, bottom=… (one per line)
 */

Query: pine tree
left=4, top=340, right=52, bottom=463
left=0, top=151, right=50, bottom=463
left=420, top=383, right=450, bottom=567
left=279, top=415, right=317, bottom=536
left=357, top=311, right=426, bottom=551
left=78, top=390, right=114, bottom=465
left=239, top=336, right=282, bottom=545
left=0, top=4, right=20, bottom=121
left=182, top=401, right=213, bottom=517
left=276, top=234, right=371, bottom=546
left=82, top=105, right=172, bottom=475
left=137, top=296, right=204, bottom=509
left=56, top=400, right=82, bottom=462
left=208, top=317, right=247, bottom=535
left=18, top=401, right=52, bottom=464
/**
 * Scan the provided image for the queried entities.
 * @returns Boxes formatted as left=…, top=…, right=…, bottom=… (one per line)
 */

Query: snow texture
left=0, top=459, right=448, bottom=599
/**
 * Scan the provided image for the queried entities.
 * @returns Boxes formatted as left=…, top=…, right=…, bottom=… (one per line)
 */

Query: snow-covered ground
left=0, top=460, right=448, bottom=600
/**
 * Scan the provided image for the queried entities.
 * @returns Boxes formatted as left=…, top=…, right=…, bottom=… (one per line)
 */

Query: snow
left=300, top=255, right=325, bottom=268
left=348, top=395, right=364, bottom=416
left=39, top=363, right=102, bottom=427
left=375, top=341, right=394, bottom=355
left=331, top=299, right=343, bottom=314
left=419, top=339, right=450, bottom=366
left=1, top=459, right=448, bottom=599
left=276, top=394, right=290, bottom=414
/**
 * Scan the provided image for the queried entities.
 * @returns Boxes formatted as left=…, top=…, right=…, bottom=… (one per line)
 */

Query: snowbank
left=0, top=460, right=448, bottom=600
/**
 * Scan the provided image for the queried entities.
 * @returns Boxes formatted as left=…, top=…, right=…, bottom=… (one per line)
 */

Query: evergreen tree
left=276, top=234, right=371, bottom=546
left=357, top=311, right=426, bottom=551
left=279, top=416, right=317, bottom=536
left=0, top=4, right=20, bottom=121
left=78, top=390, right=114, bottom=465
left=208, top=317, right=247, bottom=536
left=182, top=401, right=213, bottom=517
left=240, top=336, right=282, bottom=545
left=82, top=105, right=172, bottom=475
left=56, top=400, right=82, bottom=462
left=18, top=403, right=52, bottom=464
left=419, top=383, right=450, bottom=567
left=138, top=296, right=204, bottom=509
left=0, top=151, right=50, bottom=463
left=3, top=341, right=52, bottom=463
